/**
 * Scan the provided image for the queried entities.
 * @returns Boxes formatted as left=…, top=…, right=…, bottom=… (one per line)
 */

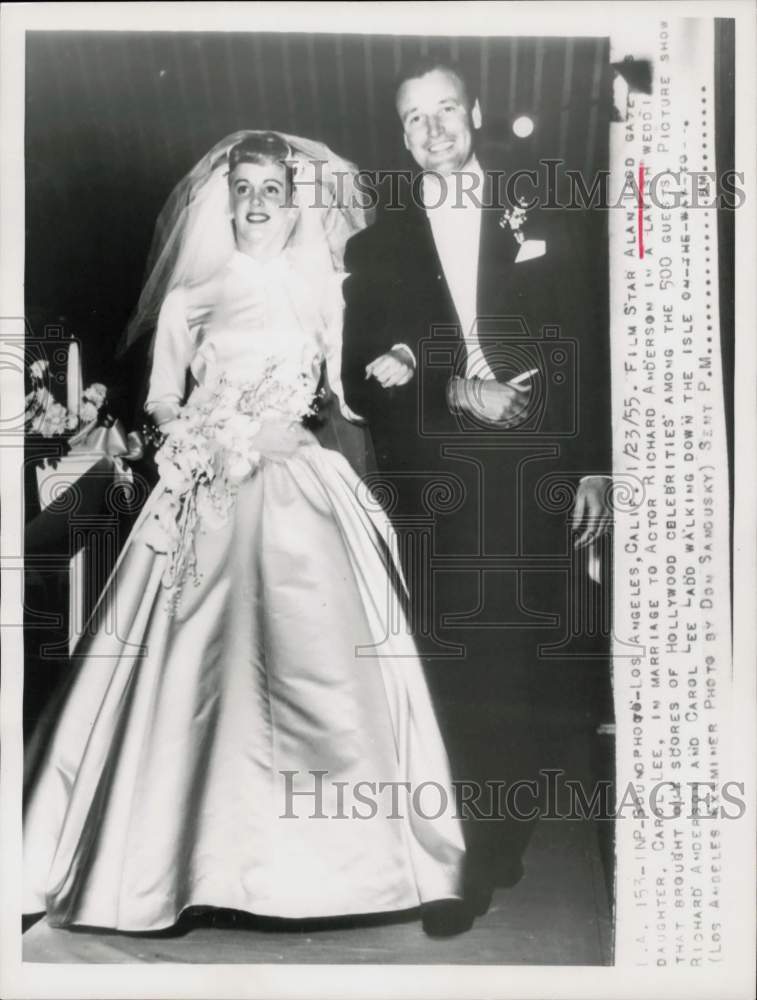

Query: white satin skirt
left=23, top=429, right=464, bottom=931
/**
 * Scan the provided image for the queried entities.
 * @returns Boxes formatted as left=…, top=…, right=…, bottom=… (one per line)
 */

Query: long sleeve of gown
left=319, top=272, right=365, bottom=425
left=144, top=287, right=194, bottom=424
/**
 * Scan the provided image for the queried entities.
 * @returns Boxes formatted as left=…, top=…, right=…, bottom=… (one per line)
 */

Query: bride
left=23, top=132, right=467, bottom=936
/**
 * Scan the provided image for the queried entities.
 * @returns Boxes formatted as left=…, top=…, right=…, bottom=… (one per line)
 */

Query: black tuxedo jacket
left=341, top=166, right=611, bottom=563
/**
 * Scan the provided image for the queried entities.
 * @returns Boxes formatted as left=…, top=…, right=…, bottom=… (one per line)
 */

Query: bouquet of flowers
left=142, top=358, right=324, bottom=607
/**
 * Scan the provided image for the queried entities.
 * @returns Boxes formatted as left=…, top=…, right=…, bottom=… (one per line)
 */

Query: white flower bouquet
left=143, top=358, right=323, bottom=606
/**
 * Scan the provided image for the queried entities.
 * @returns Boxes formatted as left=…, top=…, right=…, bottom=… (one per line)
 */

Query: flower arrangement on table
left=25, top=358, right=110, bottom=445
left=25, top=349, right=143, bottom=517
left=142, top=359, right=325, bottom=606
left=24, top=346, right=145, bottom=653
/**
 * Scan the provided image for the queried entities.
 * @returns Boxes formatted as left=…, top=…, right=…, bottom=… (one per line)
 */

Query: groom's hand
left=447, top=376, right=532, bottom=427
left=572, top=475, right=613, bottom=549
left=365, top=347, right=415, bottom=388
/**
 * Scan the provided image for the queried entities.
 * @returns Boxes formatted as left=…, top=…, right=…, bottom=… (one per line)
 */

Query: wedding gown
left=23, top=250, right=464, bottom=932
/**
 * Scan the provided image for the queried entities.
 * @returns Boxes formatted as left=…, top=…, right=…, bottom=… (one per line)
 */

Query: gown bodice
left=141, top=249, right=354, bottom=591
left=145, top=250, right=339, bottom=423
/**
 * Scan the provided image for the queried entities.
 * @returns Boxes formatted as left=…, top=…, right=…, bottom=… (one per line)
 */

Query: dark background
left=24, top=30, right=612, bottom=410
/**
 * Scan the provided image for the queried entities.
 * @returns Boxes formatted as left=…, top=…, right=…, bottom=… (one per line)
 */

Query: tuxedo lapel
left=476, top=170, right=517, bottom=322
left=402, top=174, right=506, bottom=327
left=473, top=170, right=524, bottom=378
left=401, top=170, right=523, bottom=379
left=401, top=196, right=459, bottom=327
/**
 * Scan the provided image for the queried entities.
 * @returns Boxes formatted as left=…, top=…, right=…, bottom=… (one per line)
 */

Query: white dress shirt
left=422, top=157, right=495, bottom=380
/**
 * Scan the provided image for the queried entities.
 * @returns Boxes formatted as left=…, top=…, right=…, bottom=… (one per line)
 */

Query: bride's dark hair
left=227, top=132, right=294, bottom=189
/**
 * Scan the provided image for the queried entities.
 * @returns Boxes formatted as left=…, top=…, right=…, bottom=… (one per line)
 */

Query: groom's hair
left=393, top=53, right=479, bottom=107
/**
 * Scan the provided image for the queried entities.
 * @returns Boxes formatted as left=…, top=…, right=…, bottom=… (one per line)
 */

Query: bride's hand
left=145, top=402, right=181, bottom=430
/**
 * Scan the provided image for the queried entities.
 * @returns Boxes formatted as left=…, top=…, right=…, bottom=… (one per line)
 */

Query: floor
left=23, top=806, right=612, bottom=965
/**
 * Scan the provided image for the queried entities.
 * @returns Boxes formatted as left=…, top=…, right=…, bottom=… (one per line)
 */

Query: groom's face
left=396, top=68, right=482, bottom=175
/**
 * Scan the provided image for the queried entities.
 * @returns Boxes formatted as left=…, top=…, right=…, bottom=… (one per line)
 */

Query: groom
left=341, top=57, right=612, bottom=904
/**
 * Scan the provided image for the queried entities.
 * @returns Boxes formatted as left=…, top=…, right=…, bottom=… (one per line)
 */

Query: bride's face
left=229, top=161, right=295, bottom=257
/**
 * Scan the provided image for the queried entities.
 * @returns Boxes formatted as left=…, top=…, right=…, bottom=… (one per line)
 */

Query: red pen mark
left=638, top=163, right=645, bottom=259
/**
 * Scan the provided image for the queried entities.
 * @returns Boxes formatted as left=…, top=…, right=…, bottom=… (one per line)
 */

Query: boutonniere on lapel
left=499, top=199, right=547, bottom=263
